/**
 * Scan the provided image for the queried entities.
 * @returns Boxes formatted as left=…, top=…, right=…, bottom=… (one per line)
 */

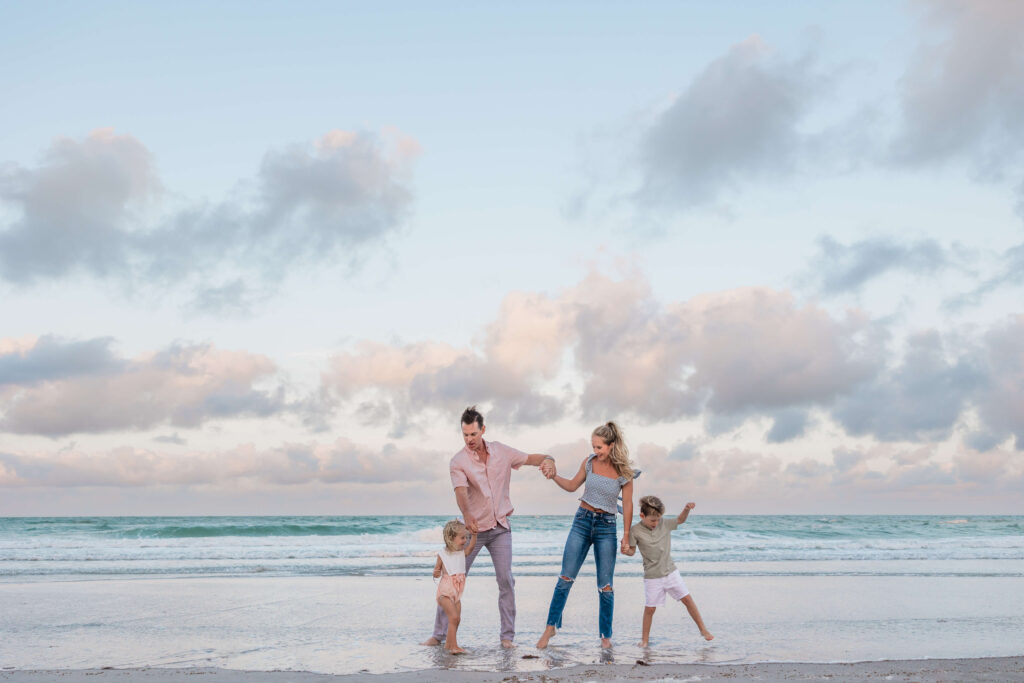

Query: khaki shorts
left=643, top=569, right=689, bottom=606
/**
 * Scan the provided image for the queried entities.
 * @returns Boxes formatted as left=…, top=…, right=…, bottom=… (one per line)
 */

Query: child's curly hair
left=442, top=519, right=467, bottom=551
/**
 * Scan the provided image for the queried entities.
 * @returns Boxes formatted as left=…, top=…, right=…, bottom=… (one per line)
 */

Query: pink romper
left=436, top=548, right=467, bottom=603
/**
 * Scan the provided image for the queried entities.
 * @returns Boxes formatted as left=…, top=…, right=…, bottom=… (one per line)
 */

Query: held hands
left=685, top=502, right=695, bottom=511
left=466, top=518, right=479, bottom=534
left=539, top=457, right=557, bottom=479
left=620, top=537, right=631, bottom=555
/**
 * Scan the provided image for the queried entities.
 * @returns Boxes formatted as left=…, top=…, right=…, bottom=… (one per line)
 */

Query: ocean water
left=2, top=515, right=1023, bottom=580
left=1, top=516, right=1023, bottom=674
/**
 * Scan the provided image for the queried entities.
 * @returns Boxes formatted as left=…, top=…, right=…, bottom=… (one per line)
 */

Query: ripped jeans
left=544, top=506, right=618, bottom=638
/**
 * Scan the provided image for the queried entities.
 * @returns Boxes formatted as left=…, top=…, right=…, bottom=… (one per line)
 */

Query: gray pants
left=433, top=524, right=516, bottom=642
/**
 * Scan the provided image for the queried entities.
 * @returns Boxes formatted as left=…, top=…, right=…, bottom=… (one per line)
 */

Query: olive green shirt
left=628, top=517, right=680, bottom=579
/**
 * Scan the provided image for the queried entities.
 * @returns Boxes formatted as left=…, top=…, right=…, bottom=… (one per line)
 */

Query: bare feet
left=638, top=640, right=649, bottom=647
left=501, top=639, right=515, bottom=649
left=600, top=637, right=612, bottom=649
left=701, top=630, right=715, bottom=641
left=447, top=645, right=466, bottom=654
left=420, top=637, right=441, bottom=646
left=536, top=625, right=557, bottom=649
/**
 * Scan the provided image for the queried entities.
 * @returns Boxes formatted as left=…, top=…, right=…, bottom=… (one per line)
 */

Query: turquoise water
left=2, top=515, right=1022, bottom=579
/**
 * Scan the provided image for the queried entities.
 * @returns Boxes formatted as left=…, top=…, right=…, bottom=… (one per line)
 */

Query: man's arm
left=454, top=486, right=478, bottom=533
left=677, top=502, right=695, bottom=525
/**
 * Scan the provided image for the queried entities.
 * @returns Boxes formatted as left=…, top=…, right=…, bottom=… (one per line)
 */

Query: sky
left=1, top=0, right=1023, bottom=515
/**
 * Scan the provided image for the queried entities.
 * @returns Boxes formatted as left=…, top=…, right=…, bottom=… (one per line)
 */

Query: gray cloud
left=830, top=330, right=984, bottom=442
left=891, top=1, right=1024, bottom=173
left=766, top=408, right=811, bottom=443
left=636, top=36, right=823, bottom=209
left=974, top=315, right=1024, bottom=449
left=808, top=235, right=957, bottom=295
left=0, top=129, right=418, bottom=307
left=0, top=335, right=123, bottom=386
left=0, top=129, right=157, bottom=284
left=0, top=337, right=286, bottom=436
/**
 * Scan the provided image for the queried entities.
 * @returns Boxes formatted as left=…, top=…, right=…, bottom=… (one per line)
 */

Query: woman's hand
left=620, top=537, right=631, bottom=554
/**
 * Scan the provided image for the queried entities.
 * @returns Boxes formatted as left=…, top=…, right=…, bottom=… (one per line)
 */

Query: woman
left=536, top=422, right=635, bottom=649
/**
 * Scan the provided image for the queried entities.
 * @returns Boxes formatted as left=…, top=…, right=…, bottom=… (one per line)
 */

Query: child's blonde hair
left=639, top=495, right=665, bottom=517
left=442, top=519, right=467, bottom=551
left=592, top=421, right=634, bottom=479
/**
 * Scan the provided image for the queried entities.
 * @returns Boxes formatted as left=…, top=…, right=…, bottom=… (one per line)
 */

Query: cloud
left=0, top=438, right=443, bottom=488
left=766, top=408, right=811, bottom=443
left=891, top=0, right=1024, bottom=173
left=0, top=337, right=286, bottom=436
left=806, top=235, right=958, bottom=295
left=0, top=128, right=419, bottom=307
left=0, top=335, right=123, bottom=386
left=830, top=330, right=984, bottom=442
left=635, top=36, right=824, bottom=209
left=973, top=315, right=1024, bottom=449
left=316, top=272, right=884, bottom=432
left=0, top=129, right=157, bottom=284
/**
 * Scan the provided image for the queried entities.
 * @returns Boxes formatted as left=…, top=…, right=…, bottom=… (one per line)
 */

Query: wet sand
left=4, top=658, right=1024, bottom=682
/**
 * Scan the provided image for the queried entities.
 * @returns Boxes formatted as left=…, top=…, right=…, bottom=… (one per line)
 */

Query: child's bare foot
left=600, top=637, right=612, bottom=649
left=420, top=637, right=441, bottom=646
left=637, top=640, right=649, bottom=647
left=536, top=625, right=557, bottom=649
left=701, top=630, right=714, bottom=641
left=446, top=645, right=466, bottom=654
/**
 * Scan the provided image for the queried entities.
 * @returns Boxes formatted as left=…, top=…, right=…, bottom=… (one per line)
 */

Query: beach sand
left=4, top=658, right=1024, bottom=682
left=2, top=574, right=1022, bottom=679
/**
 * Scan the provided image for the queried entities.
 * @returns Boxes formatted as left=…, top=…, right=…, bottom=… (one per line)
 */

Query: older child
left=433, top=519, right=477, bottom=653
left=624, top=495, right=713, bottom=646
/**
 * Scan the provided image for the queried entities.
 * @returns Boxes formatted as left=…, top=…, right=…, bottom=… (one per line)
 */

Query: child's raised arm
left=677, top=502, right=695, bottom=524
left=433, top=555, right=443, bottom=578
left=463, top=531, right=477, bottom=556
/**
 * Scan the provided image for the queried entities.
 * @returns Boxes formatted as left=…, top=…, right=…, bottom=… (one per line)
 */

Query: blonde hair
left=592, top=421, right=634, bottom=479
left=442, top=519, right=467, bottom=551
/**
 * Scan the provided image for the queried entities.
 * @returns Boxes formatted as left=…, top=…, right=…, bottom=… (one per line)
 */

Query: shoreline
left=4, top=657, right=1024, bottom=682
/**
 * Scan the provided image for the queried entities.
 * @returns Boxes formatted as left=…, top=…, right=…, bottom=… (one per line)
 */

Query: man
left=422, top=405, right=556, bottom=649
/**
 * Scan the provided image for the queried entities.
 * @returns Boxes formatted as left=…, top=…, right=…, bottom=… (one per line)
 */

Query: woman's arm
left=620, top=479, right=634, bottom=554
left=463, top=531, right=477, bottom=556
left=551, top=458, right=587, bottom=492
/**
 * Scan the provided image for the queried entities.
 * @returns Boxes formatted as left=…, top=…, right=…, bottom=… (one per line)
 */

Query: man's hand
left=684, top=502, right=695, bottom=511
left=466, top=518, right=479, bottom=534
left=540, top=458, right=557, bottom=479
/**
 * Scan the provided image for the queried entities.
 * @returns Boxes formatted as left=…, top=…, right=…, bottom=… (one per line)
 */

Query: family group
left=423, top=406, right=713, bottom=654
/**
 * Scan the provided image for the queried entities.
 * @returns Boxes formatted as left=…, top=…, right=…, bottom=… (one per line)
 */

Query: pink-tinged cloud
left=0, top=337, right=284, bottom=436
left=317, top=273, right=883, bottom=433
left=0, top=438, right=444, bottom=489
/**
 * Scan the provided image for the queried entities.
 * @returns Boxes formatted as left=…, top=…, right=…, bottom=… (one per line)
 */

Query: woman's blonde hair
left=592, top=421, right=634, bottom=479
left=442, top=519, right=467, bottom=551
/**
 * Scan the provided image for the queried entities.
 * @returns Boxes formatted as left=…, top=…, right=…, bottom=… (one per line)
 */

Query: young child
left=624, top=495, right=713, bottom=646
left=432, top=519, right=476, bottom=654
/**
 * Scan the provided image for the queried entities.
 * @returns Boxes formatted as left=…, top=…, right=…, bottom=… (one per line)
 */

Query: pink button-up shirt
left=449, top=440, right=529, bottom=532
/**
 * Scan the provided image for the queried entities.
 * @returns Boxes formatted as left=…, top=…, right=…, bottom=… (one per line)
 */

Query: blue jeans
left=545, top=507, right=618, bottom=638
